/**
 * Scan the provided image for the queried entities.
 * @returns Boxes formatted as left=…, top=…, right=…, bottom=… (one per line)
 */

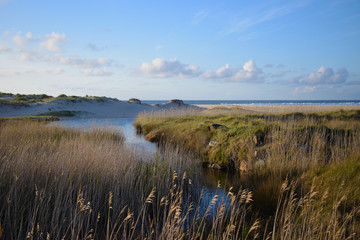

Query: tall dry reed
left=0, top=120, right=359, bottom=239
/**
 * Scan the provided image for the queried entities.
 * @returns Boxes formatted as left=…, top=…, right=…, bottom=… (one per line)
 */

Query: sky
left=0, top=0, right=359, bottom=100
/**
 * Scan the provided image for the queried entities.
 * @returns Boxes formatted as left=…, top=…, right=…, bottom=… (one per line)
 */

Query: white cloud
left=46, top=68, right=65, bottom=75
left=0, top=69, right=20, bottom=76
left=292, top=86, right=317, bottom=94
left=82, top=68, right=113, bottom=77
left=40, top=32, right=66, bottom=52
left=0, top=44, right=11, bottom=52
left=201, top=60, right=264, bottom=83
left=12, top=32, right=34, bottom=47
left=139, top=58, right=201, bottom=78
left=43, top=55, right=114, bottom=68
left=1, top=30, right=118, bottom=78
left=0, top=69, right=38, bottom=76
left=20, top=52, right=35, bottom=62
left=305, top=66, right=348, bottom=84
left=138, top=58, right=264, bottom=83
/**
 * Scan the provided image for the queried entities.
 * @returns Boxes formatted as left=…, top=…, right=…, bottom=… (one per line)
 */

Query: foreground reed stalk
left=0, top=120, right=359, bottom=239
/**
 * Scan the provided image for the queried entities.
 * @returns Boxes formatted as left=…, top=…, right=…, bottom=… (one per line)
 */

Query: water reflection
left=50, top=118, right=156, bottom=156
left=51, top=118, right=243, bottom=217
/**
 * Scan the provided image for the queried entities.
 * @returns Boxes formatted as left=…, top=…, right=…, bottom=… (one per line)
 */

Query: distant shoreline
left=142, top=100, right=360, bottom=106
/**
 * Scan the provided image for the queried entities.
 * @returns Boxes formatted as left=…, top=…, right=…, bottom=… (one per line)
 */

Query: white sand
left=2, top=100, right=358, bottom=118
left=0, top=99, right=200, bottom=118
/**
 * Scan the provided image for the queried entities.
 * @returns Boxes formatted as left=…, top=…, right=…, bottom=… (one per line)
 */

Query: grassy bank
left=134, top=109, right=360, bottom=169
left=1, top=120, right=359, bottom=239
left=135, top=108, right=360, bottom=220
left=0, top=115, right=60, bottom=122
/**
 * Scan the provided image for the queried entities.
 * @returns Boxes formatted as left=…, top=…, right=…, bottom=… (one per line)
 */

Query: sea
left=141, top=100, right=360, bottom=106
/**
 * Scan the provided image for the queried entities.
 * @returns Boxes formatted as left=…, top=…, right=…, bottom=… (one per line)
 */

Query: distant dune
left=0, top=93, right=200, bottom=118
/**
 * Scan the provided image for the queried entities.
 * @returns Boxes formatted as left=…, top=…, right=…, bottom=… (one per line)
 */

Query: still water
left=51, top=118, right=238, bottom=214
left=51, top=118, right=156, bottom=155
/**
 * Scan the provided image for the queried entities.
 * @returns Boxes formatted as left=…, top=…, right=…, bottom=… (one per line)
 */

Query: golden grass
left=196, top=104, right=360, bottom=114
left=135, top=109, right=360, bottom=170
left=0, top=120, right=359, bottom=239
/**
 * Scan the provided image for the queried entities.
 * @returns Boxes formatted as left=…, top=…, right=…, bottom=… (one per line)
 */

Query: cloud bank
left=201, top=60, right=264, bottom=83
left=40, top=32, right=66, bottom=52
left=12, top=32, right=34, bottom=47
left=305, top=66, right=348, bottom=85
left=139, top=58, right=200, bottom=78
left=0, top=30, right=116, bottom=76
left=43, top=55, right=114, bottom=69
left=138, top=58, right=264, bottom=83
left=81, top=69, right=113, bottom=77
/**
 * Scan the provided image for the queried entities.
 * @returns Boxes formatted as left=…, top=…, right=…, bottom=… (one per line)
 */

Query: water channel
left=50, top=118, right=246, bottom=214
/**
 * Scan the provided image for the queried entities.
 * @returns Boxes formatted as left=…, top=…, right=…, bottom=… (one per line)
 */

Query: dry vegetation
left=135, top=109, right=360, bottom=168
left=134, top=107, right=360, bottom=238
left=197, top=104, right=360, bottom=114
left=0, top=115, right=359, bottom=239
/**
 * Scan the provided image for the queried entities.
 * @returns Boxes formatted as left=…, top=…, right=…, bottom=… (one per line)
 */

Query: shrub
left=57, top=94, right=67, bottom=98
left=128, top=98, right=141, bottom=104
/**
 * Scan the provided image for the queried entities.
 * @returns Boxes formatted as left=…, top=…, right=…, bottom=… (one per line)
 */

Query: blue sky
left=0, top=0, right=359, bottom=100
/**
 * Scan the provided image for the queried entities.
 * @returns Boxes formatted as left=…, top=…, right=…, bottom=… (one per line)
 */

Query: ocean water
left=142, top=100, right=360, bottom=105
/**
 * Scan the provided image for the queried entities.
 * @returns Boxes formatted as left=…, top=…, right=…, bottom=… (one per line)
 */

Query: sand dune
left=0, top=98, right=200, bottom=118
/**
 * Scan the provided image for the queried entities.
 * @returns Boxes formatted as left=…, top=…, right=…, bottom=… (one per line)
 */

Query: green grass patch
left=302, top=153, right=360, bottom=209
left=1, top=92, right=119, bottom=104
left=36, top=110, right=84, bottom=117
left=0, top=116, right=60, bottom=122
left=135, top=109, right=360, bottom=170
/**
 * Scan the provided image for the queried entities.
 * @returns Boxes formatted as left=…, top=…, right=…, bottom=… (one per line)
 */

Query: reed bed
left=0, top=121, right=189, bottom=238
left=0, top=120, right=359, bottom=239
left=134, top=109, right=360, bottom=238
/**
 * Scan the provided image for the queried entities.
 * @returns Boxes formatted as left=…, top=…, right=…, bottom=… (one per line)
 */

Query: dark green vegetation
left=128, top=98, right=142, bottom=104
left=36, top=110, right=85, bottom=117
left=0, top=92, right=117, bottom=104
left=302, top=153, right=360, bottom=209
left=0, top=115, right=60, bottom=122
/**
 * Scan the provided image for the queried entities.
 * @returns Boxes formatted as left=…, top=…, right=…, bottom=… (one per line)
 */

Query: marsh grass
left=135, top=109, right=360, bottom=231
left=0, top=120, right=359, bottom=239
left=135, top=110, right=360, bottom=169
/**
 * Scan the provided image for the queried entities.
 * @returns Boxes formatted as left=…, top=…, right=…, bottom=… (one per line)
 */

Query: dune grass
left=0, top=119, right=359, bottom=239
left=0, top=92, right=117, bottom=104
left=36, top=110, right=85, bottom=117
left=134, top=108, right=360, bottom=231
left=134, top=109, right=360, bottom=169
left=0, top=115, right=60, bottom=122
left=302, top=153, right=360, bottom=210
